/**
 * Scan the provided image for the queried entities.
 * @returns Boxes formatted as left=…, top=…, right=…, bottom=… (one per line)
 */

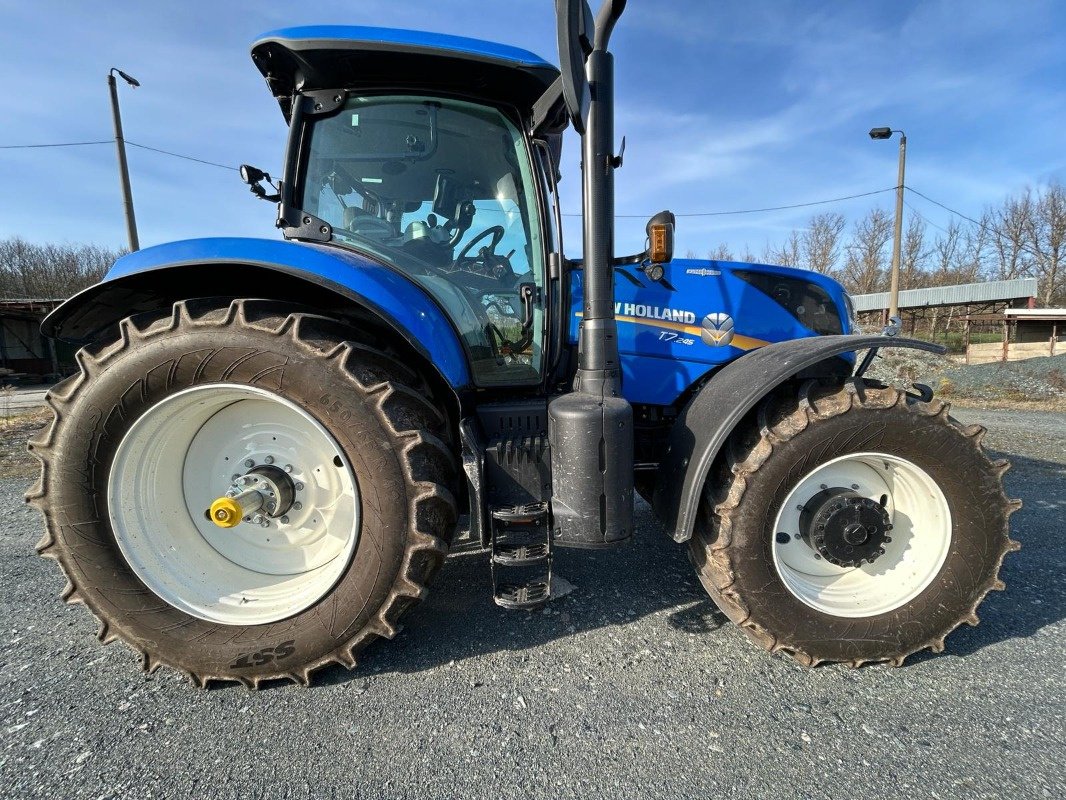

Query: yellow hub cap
left=209, top=497, right=243, bottom=528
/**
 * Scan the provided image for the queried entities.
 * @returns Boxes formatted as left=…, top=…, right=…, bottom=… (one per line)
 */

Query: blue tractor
left=30, top=1, right=1017, bottom=687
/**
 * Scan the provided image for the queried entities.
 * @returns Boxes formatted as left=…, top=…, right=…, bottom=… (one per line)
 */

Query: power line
left=904, top=186, right=984, bottom=228
left=0, top=140, right=111, bottom=149
left=905, top=184, right=1045, bottom=262
left=562, top=186, right=897, bottom=219
left=902, top=199, right=952, bottom=236
left=126, top=141, right=238, bottom=171
left=0, top=136, right=238, bottom=171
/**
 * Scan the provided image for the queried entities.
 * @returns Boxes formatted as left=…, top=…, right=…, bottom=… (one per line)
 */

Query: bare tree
left=959, top=221, right=991, bottom=283
left=841, top=208, right=892, bottom=294
left=707, top=243, right=734, bottom=261
left=985, top=189, right=1035, bottom=282
left=1027, top=182, right=1066, bottom=305
left=801, top=212, right=846, bottom=277
left=928, top=219, right=972, bottom=285
left=898, top=213, right=928, bottom=289
left=763, top=230, right=801, bottom=267
left=0, top=237, right=122, bottom=300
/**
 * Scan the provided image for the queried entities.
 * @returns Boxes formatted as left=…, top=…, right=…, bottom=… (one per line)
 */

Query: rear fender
left=651, top=335, right=946, bottom=542
left=43, top=237, right=472, bottom=393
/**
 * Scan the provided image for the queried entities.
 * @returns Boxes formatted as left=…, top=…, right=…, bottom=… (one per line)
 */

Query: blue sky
left=1, top=0, right=1063, bottom=260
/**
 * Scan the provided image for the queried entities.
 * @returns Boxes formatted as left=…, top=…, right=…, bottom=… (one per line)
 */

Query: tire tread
left=689, top=378, right=1021, bottom=667
left=28, top=298, right=458, bottom=688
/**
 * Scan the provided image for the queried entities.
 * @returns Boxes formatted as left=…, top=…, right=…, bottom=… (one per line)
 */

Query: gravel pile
left=867, top=350, right=1066, bottom=406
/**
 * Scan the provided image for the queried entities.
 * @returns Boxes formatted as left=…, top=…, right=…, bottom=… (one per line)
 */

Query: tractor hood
left=250, top=26, right=560, bottom=123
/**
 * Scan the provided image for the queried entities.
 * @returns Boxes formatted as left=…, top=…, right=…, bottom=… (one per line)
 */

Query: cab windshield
left=300, top=95, right=546, bottom=386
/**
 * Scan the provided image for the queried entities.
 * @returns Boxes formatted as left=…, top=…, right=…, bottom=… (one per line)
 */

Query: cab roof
left=251, top=26, right=560, bottom=122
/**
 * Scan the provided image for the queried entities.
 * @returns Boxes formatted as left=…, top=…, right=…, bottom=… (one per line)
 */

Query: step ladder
left=490, top=502, right=552, bottom=609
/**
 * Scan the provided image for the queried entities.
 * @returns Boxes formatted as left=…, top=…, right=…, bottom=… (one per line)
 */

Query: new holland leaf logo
left=701, top=313, right=735, bottom=347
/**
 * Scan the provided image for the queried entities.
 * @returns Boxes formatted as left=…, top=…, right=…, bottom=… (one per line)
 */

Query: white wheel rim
left=108, top=384, right=360, bottom=625
left=772, top=452, right=951, bottom=618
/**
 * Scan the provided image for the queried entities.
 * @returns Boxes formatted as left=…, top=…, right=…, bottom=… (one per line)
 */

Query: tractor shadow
left=314, top=448, right=1065, bottom=685
left=313, top=496, right=729, bottom=686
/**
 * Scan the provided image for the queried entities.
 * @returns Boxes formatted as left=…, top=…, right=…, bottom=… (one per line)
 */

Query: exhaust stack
left=548, top=0, right=633, bottom=548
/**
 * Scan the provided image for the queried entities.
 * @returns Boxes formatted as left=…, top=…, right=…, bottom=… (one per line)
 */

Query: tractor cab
left=250, top=27, right=566, bottom=387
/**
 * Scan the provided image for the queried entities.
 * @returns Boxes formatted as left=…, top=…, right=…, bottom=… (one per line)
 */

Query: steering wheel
left=455, top=225, right=506, bottom=266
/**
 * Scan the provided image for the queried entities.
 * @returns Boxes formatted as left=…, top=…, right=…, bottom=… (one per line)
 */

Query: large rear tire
left=28, top=299, right=458, bottom=687
left=690, top=379, right=1020, bottom=667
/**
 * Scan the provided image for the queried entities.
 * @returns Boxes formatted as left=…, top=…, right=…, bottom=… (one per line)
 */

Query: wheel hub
left=208, top=465, right=297, bottom=528
left=800, top=488, right=892, bottom=567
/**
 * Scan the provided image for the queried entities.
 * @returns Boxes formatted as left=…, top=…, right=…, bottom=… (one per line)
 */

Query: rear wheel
left=690, top=379, right=1020, bottom=666
left=28, top=299, right=458, bottom=687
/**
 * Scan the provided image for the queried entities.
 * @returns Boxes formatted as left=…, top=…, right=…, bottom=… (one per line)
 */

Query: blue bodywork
left=570, top=260, right=852, bottom=406
left=252, top=26, right=555, bottom=71
left=78, top=241, right=850, bottom=406
left=101, top=238, right=472, bottom=389
left=250, top=26, right=558, bottom=122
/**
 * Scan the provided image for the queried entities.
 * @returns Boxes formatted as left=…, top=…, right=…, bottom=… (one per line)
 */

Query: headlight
left=733, top=270, right=845, bottom=335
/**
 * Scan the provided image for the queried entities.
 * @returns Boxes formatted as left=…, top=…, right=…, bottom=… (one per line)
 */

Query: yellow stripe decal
left=575, top=312, right=769, bottom=351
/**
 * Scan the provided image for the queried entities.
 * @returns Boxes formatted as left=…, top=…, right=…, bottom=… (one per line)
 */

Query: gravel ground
left=0, top=408, right=1062, bottom=799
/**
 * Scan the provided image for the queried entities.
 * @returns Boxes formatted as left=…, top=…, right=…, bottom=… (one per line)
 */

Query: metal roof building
left=851, top=277, right=1037, bottom=313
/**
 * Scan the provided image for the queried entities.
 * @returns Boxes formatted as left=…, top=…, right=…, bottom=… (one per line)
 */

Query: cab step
left=494, top=579, right=551, bottom=610
left=490, top=502, right=551, bottom=609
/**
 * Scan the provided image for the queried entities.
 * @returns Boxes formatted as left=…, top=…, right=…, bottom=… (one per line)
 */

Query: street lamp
left=108, top=68, right=141, bottom=251
left=869, top=126, right=906, bottom=321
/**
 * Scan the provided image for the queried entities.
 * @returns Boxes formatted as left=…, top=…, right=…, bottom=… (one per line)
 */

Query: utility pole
left=109, top=68, right=141, bottom=251
left=869, top=127, right=907, bottom=320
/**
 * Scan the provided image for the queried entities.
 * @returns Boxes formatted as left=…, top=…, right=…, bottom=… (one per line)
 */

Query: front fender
left=44, top=237, right=472, bottom=390
left=652, top=334, right=946, bottom=542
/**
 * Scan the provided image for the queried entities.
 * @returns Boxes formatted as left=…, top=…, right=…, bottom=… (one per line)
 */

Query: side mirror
left=555, top=0, right=594, bottom=134
left=646, top=210, right=675, bottom=265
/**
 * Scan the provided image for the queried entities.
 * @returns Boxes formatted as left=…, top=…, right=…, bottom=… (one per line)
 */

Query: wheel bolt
left=252, top=514, right=264, bottom=524
left=295, top=482, right=304, bottom=491
left=284, top=464, right=293, bottom=473
left=244, top=459, right=255, bottom=468
left=264, top=455, right=275, bottom=465
left=293, top=502, right=303, bottom=511
left=231, top=474, right=240, bottom=481
left=280, top=516, right=290, bottom=524
left=851, top=484, right=859, bottom=490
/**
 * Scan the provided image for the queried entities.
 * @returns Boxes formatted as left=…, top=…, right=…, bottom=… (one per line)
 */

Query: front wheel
left=690, top=380, right=1020, bottom=667
left=28, top=299, right=458, bottom=687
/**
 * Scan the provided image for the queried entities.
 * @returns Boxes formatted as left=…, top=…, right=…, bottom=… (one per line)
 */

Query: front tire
left=690, top=379, right=1020, bottom=667
left=28, top=299, right=458, bottom=687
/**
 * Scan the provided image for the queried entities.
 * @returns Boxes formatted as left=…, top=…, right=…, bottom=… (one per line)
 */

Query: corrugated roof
left=851, top=277, right=1038, bottom=312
